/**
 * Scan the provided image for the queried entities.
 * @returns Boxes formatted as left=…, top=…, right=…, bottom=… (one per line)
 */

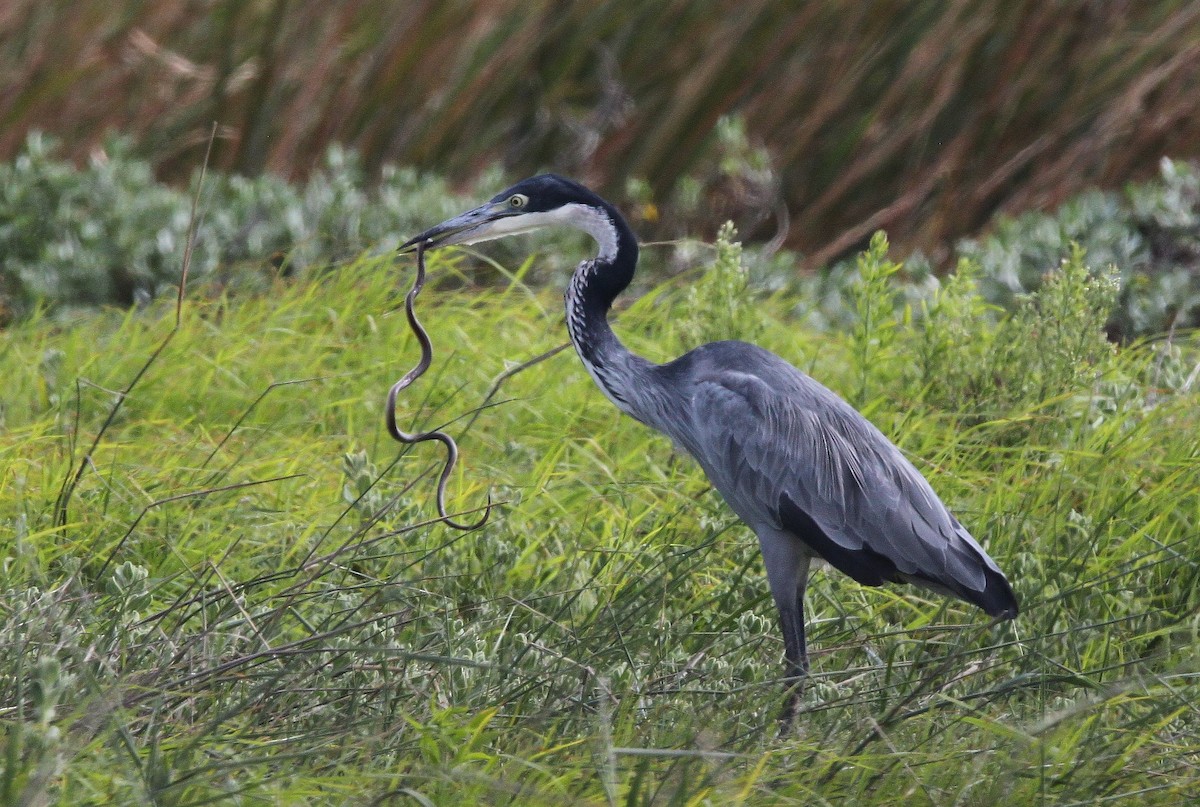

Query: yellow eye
left=509, top=194, right=528, bottom=208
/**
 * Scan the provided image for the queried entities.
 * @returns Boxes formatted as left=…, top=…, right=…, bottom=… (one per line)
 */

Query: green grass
left=2, top=242, right=1198, bottom=805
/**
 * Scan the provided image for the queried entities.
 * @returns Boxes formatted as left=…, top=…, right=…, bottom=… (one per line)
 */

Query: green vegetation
left=5, top=4, right=1198, bottom=802
left=2, top=221, right=1197, bottom=803
left=0, top=135, right=489, bottom=323
left=6, top=136, right=1200, bottom=341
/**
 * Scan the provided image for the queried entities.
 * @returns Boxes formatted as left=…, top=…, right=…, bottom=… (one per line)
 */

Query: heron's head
left=399, top=174, right=619, bottom=257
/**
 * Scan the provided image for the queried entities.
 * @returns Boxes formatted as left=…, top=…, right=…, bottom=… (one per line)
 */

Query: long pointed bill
left=399, top=200, right=516, bottom=254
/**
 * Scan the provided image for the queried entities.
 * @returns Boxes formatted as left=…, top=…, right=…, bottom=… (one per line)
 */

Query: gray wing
left=672, top=345, right=1014, bottom=615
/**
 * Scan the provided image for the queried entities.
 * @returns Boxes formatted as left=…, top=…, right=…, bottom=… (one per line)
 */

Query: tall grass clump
left=912, top=244, right=1120, bottom=420
left=1, top=225, right=1197, bottom=803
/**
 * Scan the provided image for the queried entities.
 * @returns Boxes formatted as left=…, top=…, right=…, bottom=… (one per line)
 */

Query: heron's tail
left=900, top=563, right=1018, bottom=620
left=973, top=567, right=1019, bottom=619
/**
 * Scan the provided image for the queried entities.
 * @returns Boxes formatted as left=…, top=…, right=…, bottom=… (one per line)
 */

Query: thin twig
left=385, top=241, right=492, bottom=530
left=459, top=341, right=572, bottom=437
left=177, top=122, right=216, bottom=326
left=54, top=123, right=218, bottom=529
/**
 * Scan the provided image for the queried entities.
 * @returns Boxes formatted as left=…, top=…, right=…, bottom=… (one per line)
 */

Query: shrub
left=3, top=132, right=1199, bottom=346
left=796, top=158, right=1200, bottom=342
left=0, top=135, right=477, bottom=322
left=957, top=158, right=1200, bottom=340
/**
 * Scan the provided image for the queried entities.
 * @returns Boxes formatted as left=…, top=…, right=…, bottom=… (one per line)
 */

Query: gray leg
left=756, top=529, right=812, bottom=728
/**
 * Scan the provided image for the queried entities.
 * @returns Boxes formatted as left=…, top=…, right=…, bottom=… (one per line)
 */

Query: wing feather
left=666, top=343, right=1013, bottom=614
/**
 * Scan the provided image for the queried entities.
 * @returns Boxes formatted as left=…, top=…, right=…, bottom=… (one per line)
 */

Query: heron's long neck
left=563, top=205, right=660, bottom=425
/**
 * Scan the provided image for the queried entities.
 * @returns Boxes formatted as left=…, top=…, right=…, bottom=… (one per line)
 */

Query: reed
left=3, top=1, right=1199, bottom=262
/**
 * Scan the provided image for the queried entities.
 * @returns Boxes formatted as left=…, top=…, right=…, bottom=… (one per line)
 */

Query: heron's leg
left=779, top=582, right=809, bottom=731
left=756, top=529, right=812, bottom=729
